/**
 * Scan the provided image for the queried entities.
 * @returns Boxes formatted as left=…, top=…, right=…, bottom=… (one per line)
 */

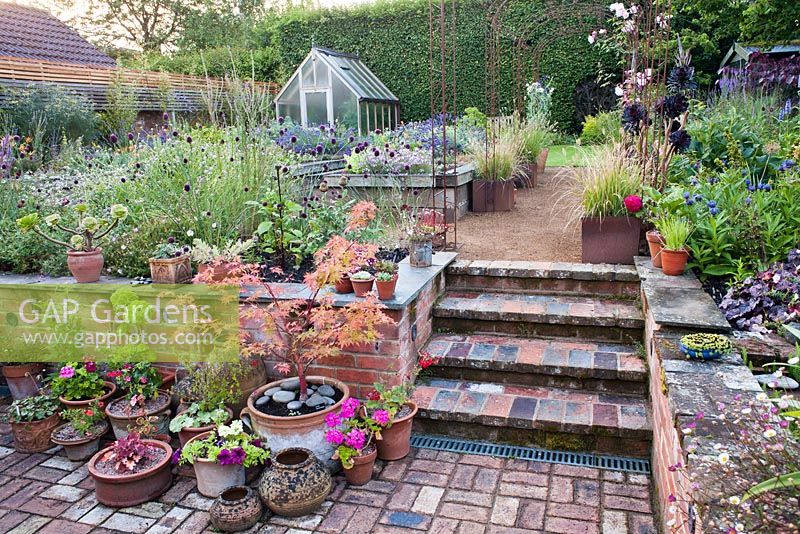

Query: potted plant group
left=170, top=363, right=238, bottom=446
left=468, top=132, right=522, bottom=212
left=149, top=238, right=192, bottom=283
left=656, top=215, right=692, bottom=275
left=374, top=261, right=399, bottom=300
left=190, top=238, right=255, bottom=283
left=50, top=400, right=109, bottom=461
left=178, top=419, right=270, bottom=497
left=349, top=270, right=374, bottom=297
left=105, top=362, right=169, bottom=439
left=87, top=432, right=173, bottom=507
left=49, top=362, right=116, bottom=409
left=324, top=398, right=380, bottom=486
left=4, top=394, right=61, bottom=453
left=16, top=203, right=129, bottom=283
left=1, top=363, right=45, bottom=400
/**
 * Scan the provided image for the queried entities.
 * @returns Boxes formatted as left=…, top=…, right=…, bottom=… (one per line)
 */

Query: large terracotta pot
left=66, top=248, right=104, bottom=283
left=375, top=275, right=398, bottom=301
left=376, top=402, right=418, bottom=461
left=229, top=359, right=268, bottom=416
left=2, top=363, right=45, bottom=400
left=149, top=255, right=192, bottom=284
left=581, top=216, right=641, bottom=265
left=177, top=407, right=233, bottom=447
left=50, top=421, right=109, bottom=461
left=59, top=381, right=116, bottom=409
left=105, top=392, right=171, bottom=439
left=186, top=431, right=246, bottom=497
left=344, top=446, right=377, bottom=486
left=87, top=439, right=173, bottom=507
left=241, top=376, right=349, bottom=471
left=210, top=486, right=264, bottom=532
left=646, top=230, right=664, bottom=268
left=472, top=180, right=515, bottom=212
left=10, top=412, right=61, bottom=453
left=259, top=448, right=332, bottom=517
left=661, top=248, right=690, bottom=276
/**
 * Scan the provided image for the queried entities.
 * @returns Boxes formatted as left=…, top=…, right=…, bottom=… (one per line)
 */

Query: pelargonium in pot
left=51, top=400, right=109, bottom=461
left=105, top=361, right=168, bottom=439
left=324, top=398, right=381, bottom=486
left=177, top=419, right=270, bottom=497
left=16, top=203, right=129, bottom=283
left=4, top=393, right=61, bottom=453
left=49, top=361, right=115, bottom=409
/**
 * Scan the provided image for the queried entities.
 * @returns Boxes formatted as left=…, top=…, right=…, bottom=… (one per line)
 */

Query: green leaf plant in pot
left=4, top=393, right=61, bottom=453
left=49, top=361, right=116, bottom=410
left=374, top=260, right=399, bottom=300
left=656, top=215, right=692, bottom=276
left=149, top=238, right=192, bottom=284
left=51, top=400, right=109, bottom=461
left=105, top=360, right=169, bottom=439
left=467, top=130, right=523, bottom=212
left=16, top=203, right=128, bottom=283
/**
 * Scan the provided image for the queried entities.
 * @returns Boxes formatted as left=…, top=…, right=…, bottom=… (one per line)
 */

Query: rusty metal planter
left=472, top=180, right=515, bottom=212
left=581, top=216, right=641, bottom=265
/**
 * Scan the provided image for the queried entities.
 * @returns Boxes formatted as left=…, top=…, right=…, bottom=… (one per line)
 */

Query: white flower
left=614, top=85, right=624, bottom=97
left=186, top=229, right=195, bottom=237
left=728, top=496, right=741, bottom=505
left=588, top=34, right=596, bottom=44
left=741, top=407, right=752, bottom=415
left=629, top=4, right=638, bottom=14
left=218, top=419, right=244, bottom=438
left=756, top=392, right=768, bottom=402
left=788, top=356, right=799, bottom=365
left=718, top=452, right=730, bottom=464
left=763, top=428, right=776, bottom=438
left=599, top=28, right=607, bottom=35
left=682, top=427, right=693, bottom=435
left=212, top=223, right=218, bottom=229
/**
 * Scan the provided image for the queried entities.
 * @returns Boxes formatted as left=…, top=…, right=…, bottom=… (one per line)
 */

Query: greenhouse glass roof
left=311, top=48, right=399, bottom=104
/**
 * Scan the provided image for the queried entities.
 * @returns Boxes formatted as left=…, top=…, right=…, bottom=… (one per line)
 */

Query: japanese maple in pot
left=88, top=432, right=173, bottom=507
left=105, top=362, right=170, bottom=439
left=324, top=399, right=380, bottom=486
left=4, top=394, right=61, bottom=453
left=49, top=362, right=116, bottom=409
left=50, top=401, right=109, bottom=461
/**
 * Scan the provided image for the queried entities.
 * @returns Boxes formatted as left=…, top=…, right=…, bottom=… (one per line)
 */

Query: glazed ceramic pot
left=334, top=274, right=354, bottom=294
left=186, top=431, right=246, bottom=498
left=259, top=448, right=332, bottom=517
left=105, top=392, right=171, bottom=439
left=59, top=381, right=116, bottom=409
left=10, top=412, right=61, bottom=453
left=344, top=446, right=377, bottom=486
left=242, top=376, right=349, bottom=471
left=661, top=248, right=690, bottom=276
left=350, top=275, right=374, bottom=297
left=149, top=255, right=192, bottom=284
left=66, top=248, right=104, bottom=283
left=375, top=275, right=398, bottom=301
left=210, top=486, right=264, bottom=532
left=2, top=363, right=45, bottom=400
left=376, top=402, right=418, bottom=461
left=88, top=439, right=173, bottom=507
left=50, top=421, right=109, bottom=461
left=646, top=230, right=664, bottom=268
left=177, top=407, right=233, bottom=447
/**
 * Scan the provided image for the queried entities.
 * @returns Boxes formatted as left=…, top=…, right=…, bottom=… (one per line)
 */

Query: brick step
left=411, top=378, right=651, bottom=457
left=447, top=260, right=640, bottom=297
left=423, top=334, right=647, bottom=395
left=433, top=292, right=644, bottom=343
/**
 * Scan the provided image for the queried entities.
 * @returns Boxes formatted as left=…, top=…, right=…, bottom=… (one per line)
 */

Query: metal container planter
left=472, top=180, right=515, bottom=212
left=50, top=421, right=109, bottom=461
left=259, top=448, right=332, bottom=517
left=581, top=216, right=641, bottom=265
left=409, top=240, right=433, bottom=268
left=149, top=255, right=192, bottom=284
left=185, top=431, right=246, bottom=498
left=10, top=412, right=61, bottom=453
left=2, top=363, right=45, bottom=400
left=87, top=439, right=173, bottom=507
left=375, top=402, right=418, bottom=461
left=241, top=376, right=349, bottom=471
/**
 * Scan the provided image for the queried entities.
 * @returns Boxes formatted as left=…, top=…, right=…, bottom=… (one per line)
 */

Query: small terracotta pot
left=59, top=381, right=116, bottom=409
left=376, top=402, right=418, bottom=461
left=177, top=407, right=233, bottom=447
left=344, top=446, right=377, bottom=486
left=210, top=485, right=264, bottom=532
left=646, top=230, right=664, bottom=268
left=334, top=274, right=354, bottom=294
left=259, top=447, right=332, bottom=517
left=10, top=412, right=61, bottom=453
left=105, top=392, right=171, bottom=439
left=2, top=363, right=45, bottom=400
left=88, top=439, right=173, bottom=507
left=350, top=276, right=374, bottom=297
left=149, top=255, right=192, bottom=284
left=375, top=275, right=398, bottom=300
left=66, top=248, right=104, bottom=283
left=661, top=248, right=689, bottom=276
left=186, top=431, right=246, bottom=497
left=50, top=421, right=109, bottom=461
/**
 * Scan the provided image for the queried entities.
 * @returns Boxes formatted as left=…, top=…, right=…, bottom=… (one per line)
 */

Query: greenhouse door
left=302, top=90, right=332, bottom=126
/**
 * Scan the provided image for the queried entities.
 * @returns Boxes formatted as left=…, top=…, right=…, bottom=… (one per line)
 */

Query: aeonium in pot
left=16, top=203, right=129, bottom=283
left=51, top=400, right=109, bottom=461
left=374, top=260, right=399, bottom=300
left=324, top=398, right=382, bottom=486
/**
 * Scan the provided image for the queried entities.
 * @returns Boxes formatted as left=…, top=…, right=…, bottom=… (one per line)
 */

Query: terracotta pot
left=661, top=248, right=689, bottom=276
left=259, top=447, right=332, bottom=517
left=229, top=359, right=267, bottom=416
left=646, top=230, right=664, bottom=268
left=376, top=402, right=418, bottom=461
left=409, top=241, right=433, bottom=268
left=242, top=376, right=349, bottom=471
left=186, top=431, right=247, bottom=497
left=334, top=274, right=354, bottom=294
left=66, top=248, right=104, bottom=283
left=155, top=366, right=177, bottom=391
left=350, top=276, right=374, bottom=297
left=375, top=275, right=398, bottom=301
left=2, top=363, right=45, bottom=400
left=472, top=180, right=515, bottom=212
left=105, top=392, right=171, bottom=439
left=197, top=261, right=239, bottom=283
left=10, top=412, right=61, bottom=453
left=344, top=446, right=377, bottom=486
left=88, top=439, right=173, bottom=507
left=177, top=407, right=233, bottom=447
left=149, top=255, right=192, bottom=284
left=59, top=381, right=116, bottom=409
left=581, top=216, right=641, bottom=265
left=210, top=485, right=264, bottom=532
left=50, top=421, right=109, bottom=461
left=537, top=148, right=549, bottom=170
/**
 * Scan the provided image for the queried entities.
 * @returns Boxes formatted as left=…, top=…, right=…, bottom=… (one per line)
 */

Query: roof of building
left=0, top=3, right=115, bottom=67
left=719, top=41, right=800, bottom=70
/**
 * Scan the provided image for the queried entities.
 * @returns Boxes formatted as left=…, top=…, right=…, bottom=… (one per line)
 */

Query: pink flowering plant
left=365, top=349, right=440, bottom=426
left=324, top=398, right=382, bottom=469
left=177, top=420, right=269, bottom=468
left=48, top=361, right=106, bottom=401
left=107, top=361, right=162, bottom=406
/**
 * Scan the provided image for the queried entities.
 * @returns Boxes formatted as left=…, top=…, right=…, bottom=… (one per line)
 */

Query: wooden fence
left=0, top=56, right=279, bottom=112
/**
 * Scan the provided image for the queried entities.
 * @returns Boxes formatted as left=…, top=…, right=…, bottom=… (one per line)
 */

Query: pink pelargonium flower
left=339, top=398, right=361, bottom=419
left=623, top=195, right=643, bottom=213
left=59, top=366, right=75, bottom=379
left=344, top=428, right=366, bottom=450
left=325, top=429, right=345, bottom=445
left=84, top=361, right=97, bottom=372
left=325, top=412, right=342, bottom=428
left=373, top=409, right=390, bottom=426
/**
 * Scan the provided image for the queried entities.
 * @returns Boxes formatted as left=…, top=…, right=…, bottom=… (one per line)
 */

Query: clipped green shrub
left=579, top=110, right=621, bottom=145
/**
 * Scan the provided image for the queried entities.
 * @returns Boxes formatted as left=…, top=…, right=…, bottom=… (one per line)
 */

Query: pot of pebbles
left=241, top=376, right=349, bottom=472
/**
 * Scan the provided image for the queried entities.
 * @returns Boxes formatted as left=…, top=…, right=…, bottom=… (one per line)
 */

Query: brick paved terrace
left=0, top=440, right=655, bottom=534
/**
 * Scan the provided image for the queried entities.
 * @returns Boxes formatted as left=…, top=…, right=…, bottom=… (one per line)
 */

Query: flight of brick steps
left=412, top=260, right=652, bottom=457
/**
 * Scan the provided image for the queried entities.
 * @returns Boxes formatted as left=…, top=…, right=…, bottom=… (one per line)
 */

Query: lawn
left=546, top=144, right=603, bottom=167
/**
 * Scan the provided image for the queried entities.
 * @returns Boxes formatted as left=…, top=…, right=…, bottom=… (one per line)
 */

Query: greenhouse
left=274, top=47, right=400, bottom=134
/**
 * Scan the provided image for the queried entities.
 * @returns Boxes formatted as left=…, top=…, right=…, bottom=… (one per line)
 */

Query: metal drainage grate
left=410, top=434, right=651, bottom=475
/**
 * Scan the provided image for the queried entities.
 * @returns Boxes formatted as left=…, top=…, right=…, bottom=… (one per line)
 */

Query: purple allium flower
left=325, top=429, right=345, bottom=445
left=373, top=409, right=390, bottom=426
left=59, top=366, right=75, bottom=378
left=278, top=116, right=285, bottom=124
left=163, top=112, right=170, bottom=121
left=290, top=136, right=297, bottom=144
left=172, top=131, right=179, bottom=138
left=186, top=136, right=192, bottom=144
left=184, top=183, right=191, bottom=192
left=127, top=132, right=134, bottom=141
left=669, top=129, right=691, bottom=152
left=330, top=138, right=337, bottom=145
left=167, top=236, right=175, bottom=244
left=109, top=134, right=118, bottom=144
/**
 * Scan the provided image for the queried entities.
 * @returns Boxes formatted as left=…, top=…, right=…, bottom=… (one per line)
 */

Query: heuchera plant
left=101, top=433, right=156, bottom=474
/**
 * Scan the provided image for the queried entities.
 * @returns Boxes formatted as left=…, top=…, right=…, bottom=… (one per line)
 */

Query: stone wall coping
left=318, top=163, right=475, bottom=188
left=448, top=259, right=640, bottom=282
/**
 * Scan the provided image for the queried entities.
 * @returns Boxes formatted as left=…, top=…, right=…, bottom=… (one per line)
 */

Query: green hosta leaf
left=742, top=471, right=800, bottom=501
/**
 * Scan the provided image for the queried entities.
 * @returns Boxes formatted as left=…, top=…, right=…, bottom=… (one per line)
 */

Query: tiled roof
left=0, top=3, right=115, bottom=67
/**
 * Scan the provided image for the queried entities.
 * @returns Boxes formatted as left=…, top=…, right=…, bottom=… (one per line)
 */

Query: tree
left=740, top=0, right=800, bottom=43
